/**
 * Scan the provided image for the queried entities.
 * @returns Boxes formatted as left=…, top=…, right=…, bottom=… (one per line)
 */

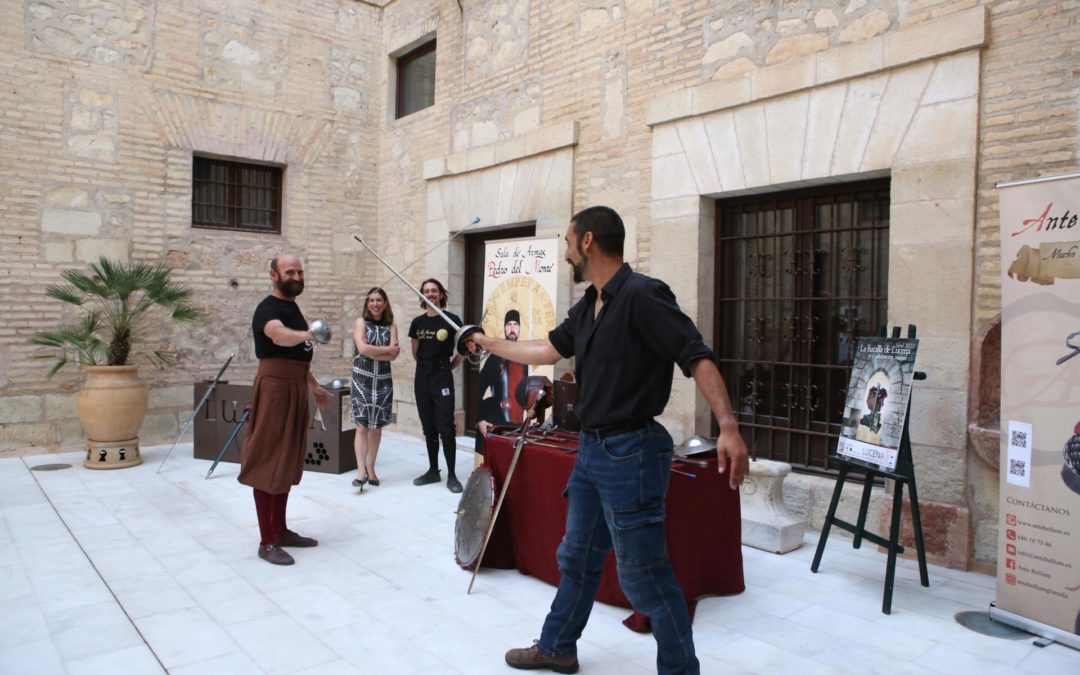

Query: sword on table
left=157, top=353, right=234, bottom=473
left=205, top=404, right=251, bottom=479
left=468, top=387, right=547, bottom=593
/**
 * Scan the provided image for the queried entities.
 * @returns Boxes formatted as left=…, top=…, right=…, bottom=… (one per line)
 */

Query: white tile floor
left=1, top=432, right=1078, bottom=674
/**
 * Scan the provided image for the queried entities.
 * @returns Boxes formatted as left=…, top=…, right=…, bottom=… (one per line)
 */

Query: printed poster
left=997, top=171, right=1080, bottom=638
left=477, top=236, right=559, bottom=425
left=835, top=337, right=919, bottom=471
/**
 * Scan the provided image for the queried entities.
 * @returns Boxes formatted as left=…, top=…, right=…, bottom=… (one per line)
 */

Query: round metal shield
left=454, top=466, right=496, bottom=570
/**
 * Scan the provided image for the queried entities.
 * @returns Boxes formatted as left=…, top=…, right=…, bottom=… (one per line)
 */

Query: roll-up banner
left=993, top=171, right=1080, bottom=649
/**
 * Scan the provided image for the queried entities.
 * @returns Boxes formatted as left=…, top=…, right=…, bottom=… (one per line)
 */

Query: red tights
left=253, top=489, right=289, bottom=545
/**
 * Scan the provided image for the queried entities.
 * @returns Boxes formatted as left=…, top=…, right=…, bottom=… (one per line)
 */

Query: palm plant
left=32, top=257, right=204, bottom=377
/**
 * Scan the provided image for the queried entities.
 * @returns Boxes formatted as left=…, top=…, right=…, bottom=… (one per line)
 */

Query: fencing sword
left=468, top=387, right=547, bottom=594
left=377, top=216, right=482, bottom=290
left=157, top=353, right=234, bottom=473
left=353, top=235, right=488, bottom=364
left=205, top=404, right=251, bottom=479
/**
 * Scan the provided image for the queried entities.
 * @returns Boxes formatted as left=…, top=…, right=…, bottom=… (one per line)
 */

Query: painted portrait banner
left=994, top=171, right=1080, bottom=646
left=835, top=337, right=919, bottom=471
left=478, top=236, right=559, bottom=426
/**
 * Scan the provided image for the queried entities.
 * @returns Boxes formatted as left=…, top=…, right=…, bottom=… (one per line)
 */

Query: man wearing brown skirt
left=238, top=253, right=330, bottom=565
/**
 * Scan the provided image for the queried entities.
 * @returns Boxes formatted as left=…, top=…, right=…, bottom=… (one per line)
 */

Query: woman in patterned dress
left=351, top=287, right=399, bottom=489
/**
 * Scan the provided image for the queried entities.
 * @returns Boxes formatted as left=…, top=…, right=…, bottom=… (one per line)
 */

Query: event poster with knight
left=997, top=172, right=1080, bottom=638
left=836, top=337, right=919, bottom=471
left=479, top=236, right=559, bottom=424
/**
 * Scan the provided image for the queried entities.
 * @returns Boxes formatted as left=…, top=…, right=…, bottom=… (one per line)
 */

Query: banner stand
left=988, top=602, right=1080, bottom=650
left=994, top=171, right=1080, bottom=650
left=811, top=324, right=929, bottom=615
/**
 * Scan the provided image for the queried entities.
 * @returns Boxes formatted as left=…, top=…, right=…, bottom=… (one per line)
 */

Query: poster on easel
left=995, top=171, right=1080, bottom=644
left=478, top=236, right=559, bottom=426
left=836, top=337, right=920, bottom=471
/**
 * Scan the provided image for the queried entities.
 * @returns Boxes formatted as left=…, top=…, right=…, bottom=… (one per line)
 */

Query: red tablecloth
left=479, top=430, right=744, bottom=631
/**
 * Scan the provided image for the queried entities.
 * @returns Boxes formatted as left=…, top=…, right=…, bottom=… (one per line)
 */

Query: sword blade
left=158, top=353, right=234, bottom=474
left=467, top=390, right=547, bottom=593
left=354, top=236, right=463, bottom=331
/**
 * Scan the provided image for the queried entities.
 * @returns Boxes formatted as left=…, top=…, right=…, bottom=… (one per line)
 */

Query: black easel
left=810, top=324, right=929, bottom=614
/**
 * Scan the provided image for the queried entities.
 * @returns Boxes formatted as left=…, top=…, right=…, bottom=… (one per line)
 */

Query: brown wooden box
left=193, top=381, right=357, bottom=475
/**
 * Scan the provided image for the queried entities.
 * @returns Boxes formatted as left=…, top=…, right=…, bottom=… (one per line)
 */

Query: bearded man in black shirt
left=466, top=206, right=749, bottom=675
left=239, top=253, right=330, bottom=566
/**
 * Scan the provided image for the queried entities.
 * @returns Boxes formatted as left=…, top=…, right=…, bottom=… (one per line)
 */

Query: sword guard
left=454, top=324, right=485, bottom=356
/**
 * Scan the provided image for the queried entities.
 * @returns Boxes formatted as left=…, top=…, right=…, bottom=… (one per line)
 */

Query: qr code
left=1009, top=458, right=1027, bottom=477
left=1010, top=430, right=1028, bottom=447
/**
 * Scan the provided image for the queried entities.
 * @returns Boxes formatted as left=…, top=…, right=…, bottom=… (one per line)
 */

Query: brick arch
left=137, top=89, right=336, bottom=166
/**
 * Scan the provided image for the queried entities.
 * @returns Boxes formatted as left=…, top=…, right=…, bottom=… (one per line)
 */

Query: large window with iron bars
left=714, top=179, right=890, bottom=475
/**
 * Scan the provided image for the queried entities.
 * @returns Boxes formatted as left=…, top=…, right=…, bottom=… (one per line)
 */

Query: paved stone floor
left=1, top=431, right=1078, bottom=674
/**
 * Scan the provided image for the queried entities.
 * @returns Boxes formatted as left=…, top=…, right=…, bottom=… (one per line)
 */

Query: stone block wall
left=0, top=0, right=382, bottom=455
left=2, top=0, right=1077, bottom=570
left=374, top=0, right=1076, bottom=570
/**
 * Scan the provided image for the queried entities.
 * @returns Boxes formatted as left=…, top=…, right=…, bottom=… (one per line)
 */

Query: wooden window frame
left=191, top=155, right=283, bottom=234
left=395, top=39, right=437, bottom=119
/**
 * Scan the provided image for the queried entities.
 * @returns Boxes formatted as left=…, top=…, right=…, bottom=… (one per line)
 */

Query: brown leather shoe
left=505, top=643, right=579, bottom=673
left=276, top=529, right=318, bottom=548
left=257, top=544, right=295, bottom=565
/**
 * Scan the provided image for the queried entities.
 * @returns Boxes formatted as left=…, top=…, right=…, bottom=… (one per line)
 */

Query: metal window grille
left=192, top=156, right=282, bottom=234
left=715, top=179, right=890, bottom=475
left=396, top=39, right=436, bottom=119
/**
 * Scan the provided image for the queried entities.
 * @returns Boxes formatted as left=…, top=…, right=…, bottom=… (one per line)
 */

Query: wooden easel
left=810, top=324, right=929, bottom=614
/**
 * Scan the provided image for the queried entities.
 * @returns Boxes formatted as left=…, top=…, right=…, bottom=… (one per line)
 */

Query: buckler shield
left=674, top=435, right=717, bottom=459
left=454, top=466, right=496, bottom=570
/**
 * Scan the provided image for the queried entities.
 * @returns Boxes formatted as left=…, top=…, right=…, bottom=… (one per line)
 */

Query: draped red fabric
left=478, top=431, right=744, bottom=632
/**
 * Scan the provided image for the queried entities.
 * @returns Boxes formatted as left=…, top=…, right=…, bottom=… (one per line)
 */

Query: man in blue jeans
left=466, top=206, right=749, bottom=674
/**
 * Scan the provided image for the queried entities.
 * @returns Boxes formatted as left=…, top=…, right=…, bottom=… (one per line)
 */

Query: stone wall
left=2, top=0, right=1077, bottom=569
left=0, top=0, right=382, bottom=454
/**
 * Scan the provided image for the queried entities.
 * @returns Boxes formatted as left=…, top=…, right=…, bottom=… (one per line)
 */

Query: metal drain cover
left=955, top=610, right=1030, bottom=639
left=30, top=463, right=72, bottom=471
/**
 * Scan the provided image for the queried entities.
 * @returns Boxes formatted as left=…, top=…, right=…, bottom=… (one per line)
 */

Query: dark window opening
left=715, top=179, right=890, bottom=476
left=396, top=39, right=436, bottom=119
left=192, top=156, right=282, bottom=234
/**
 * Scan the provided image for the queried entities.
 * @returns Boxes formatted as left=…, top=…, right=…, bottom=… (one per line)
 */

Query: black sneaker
left=413, top=469, right=441, bottom=486
left=447, top=475, right=463, bottom=493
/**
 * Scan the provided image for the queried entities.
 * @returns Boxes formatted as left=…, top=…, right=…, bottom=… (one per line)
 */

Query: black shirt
left=547, top=263, right=713, bottom=430
left=409, top=311, right=463, bottom=362
left=252, top=295, right=313, bottom=362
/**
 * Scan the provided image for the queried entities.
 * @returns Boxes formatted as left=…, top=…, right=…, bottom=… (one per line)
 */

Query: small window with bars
left=395, top=38, right=436, bottom=119
left=192, top=156, right=282, bottom=234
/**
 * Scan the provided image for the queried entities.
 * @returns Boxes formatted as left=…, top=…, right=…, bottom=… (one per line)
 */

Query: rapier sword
left=157, top=353, right=234, bottom=473
left=205, top=405, right=251, bottom=479
left=353, top=235, right=487, bottom=362
left=468, top=387, right=547, bottom=594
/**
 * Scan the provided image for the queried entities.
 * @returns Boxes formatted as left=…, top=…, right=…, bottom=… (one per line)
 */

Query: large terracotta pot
left=77, top=365, right=148, bottom=469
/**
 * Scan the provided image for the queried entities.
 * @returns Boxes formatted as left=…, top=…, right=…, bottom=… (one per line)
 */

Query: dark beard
left=276, top=278, right=304, bottom=297
left=570, top=240, right=587, bottom=283
left=570, top=259, right=585, bottom=284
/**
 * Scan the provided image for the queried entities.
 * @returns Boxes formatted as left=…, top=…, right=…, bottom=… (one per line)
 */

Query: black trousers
left=414, top=365, right=455, bottom=441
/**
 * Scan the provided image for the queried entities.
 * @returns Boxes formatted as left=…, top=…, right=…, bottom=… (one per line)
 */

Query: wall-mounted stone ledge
left=423, top=121, right=579, bottom=180
left=647, top=6, right=988, bottom=127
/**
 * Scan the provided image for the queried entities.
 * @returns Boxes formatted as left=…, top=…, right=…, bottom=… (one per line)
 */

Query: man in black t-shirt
left=408, top=278, right=464, bottom=493
left=238, top=253, right=330, bottom=566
